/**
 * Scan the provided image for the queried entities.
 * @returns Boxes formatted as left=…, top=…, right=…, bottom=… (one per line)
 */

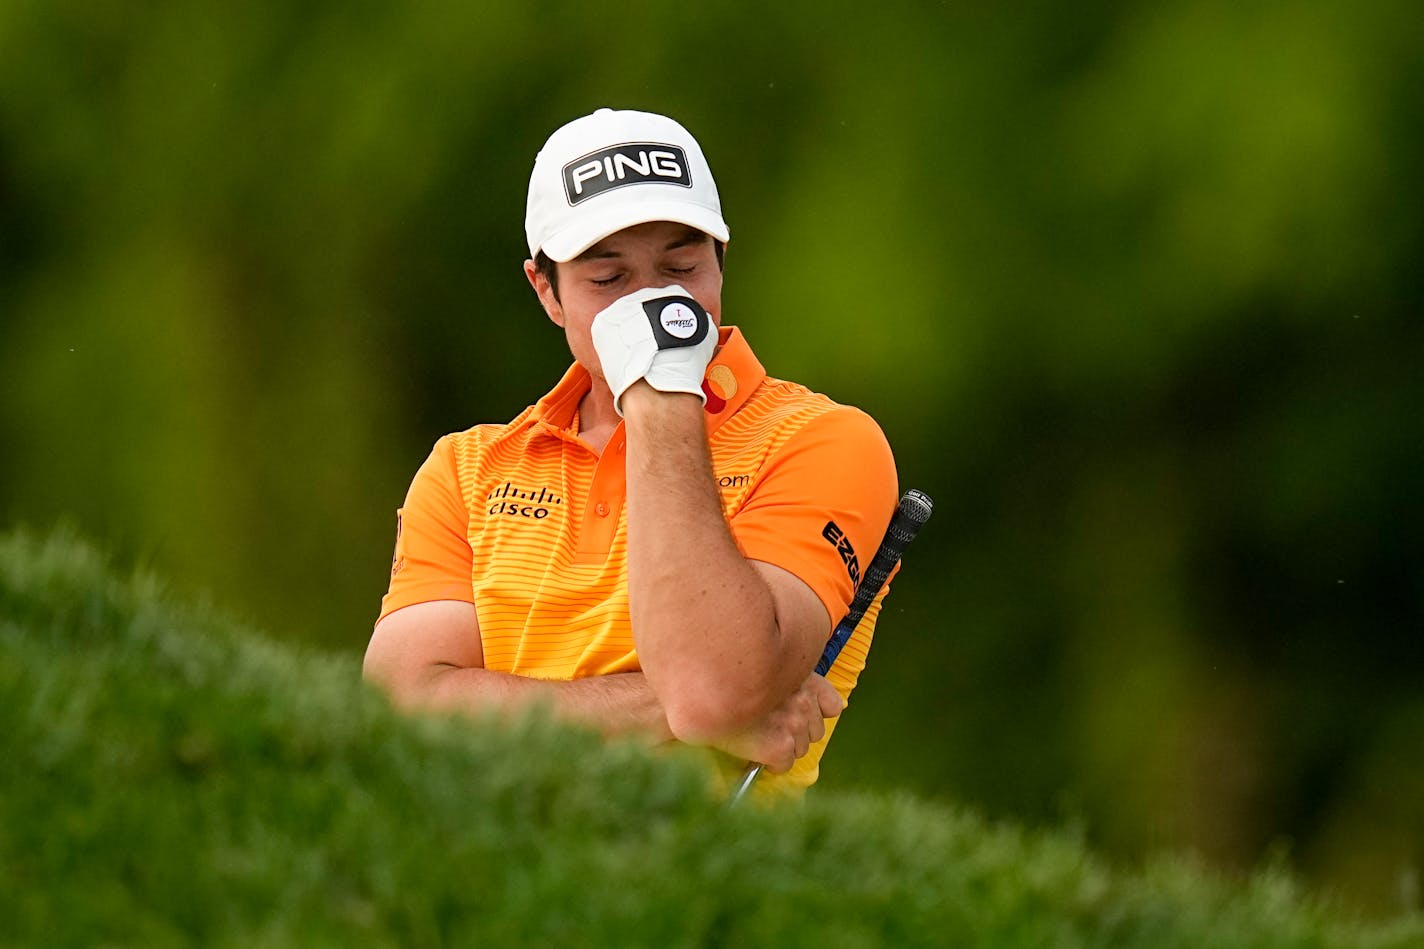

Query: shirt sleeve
left=728, top=407, right=899, bottom=630
left=377, top=435, right=476, bottom=624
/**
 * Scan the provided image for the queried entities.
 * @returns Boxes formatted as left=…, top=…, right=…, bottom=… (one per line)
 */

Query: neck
left=576, top=381, right=622, bottom=454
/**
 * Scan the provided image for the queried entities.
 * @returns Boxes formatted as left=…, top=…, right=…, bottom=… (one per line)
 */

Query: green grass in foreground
left=1, top=527, right=1420, bottom=948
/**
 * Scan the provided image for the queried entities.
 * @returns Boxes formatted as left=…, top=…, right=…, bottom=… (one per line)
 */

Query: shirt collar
left=526, top=325, right=766, bottom=437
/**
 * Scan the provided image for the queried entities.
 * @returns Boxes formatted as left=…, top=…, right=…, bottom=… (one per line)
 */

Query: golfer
left=364, top=108, right=898, bottom=795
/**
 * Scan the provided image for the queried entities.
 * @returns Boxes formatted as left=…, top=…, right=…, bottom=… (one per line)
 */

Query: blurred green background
left=2, top=0, right=1419, bottom=915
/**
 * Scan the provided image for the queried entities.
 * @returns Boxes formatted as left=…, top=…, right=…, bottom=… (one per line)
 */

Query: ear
left=524, top=259, right=565, bottom=328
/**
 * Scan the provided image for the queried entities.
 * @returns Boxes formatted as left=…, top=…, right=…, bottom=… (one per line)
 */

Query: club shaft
left=729, top=488, right=932, bottom=803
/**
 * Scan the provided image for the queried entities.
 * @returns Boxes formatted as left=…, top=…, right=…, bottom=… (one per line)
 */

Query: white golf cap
left=525, top=108, right=729, bottom=262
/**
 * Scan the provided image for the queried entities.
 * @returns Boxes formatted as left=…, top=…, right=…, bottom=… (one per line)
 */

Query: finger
left=794, top=728, right=810, bottom=761
left=764, top=738, right=795, bottom=774
left=813, top=677, right=846, bottom=719
left=808, top=711, right=827, bottom=745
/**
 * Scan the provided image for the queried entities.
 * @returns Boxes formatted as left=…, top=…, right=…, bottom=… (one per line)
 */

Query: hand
left=712, top=673, right=845, bottom=774
left=590, top=285, right=717, bottom=415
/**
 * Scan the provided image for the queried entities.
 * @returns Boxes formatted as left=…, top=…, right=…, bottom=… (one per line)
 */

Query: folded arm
left=362, top=599, right=672, bottom=740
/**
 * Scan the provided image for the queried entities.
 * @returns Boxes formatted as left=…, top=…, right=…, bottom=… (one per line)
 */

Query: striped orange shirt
left=380, top=326, right=898, bottom=794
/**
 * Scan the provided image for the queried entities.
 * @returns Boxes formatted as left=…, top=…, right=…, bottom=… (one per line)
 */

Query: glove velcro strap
left=639, top=295, right=711, bottom=350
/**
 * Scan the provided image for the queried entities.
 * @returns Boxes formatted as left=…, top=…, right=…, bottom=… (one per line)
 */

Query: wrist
left=619, top=381, right=706, bottom=419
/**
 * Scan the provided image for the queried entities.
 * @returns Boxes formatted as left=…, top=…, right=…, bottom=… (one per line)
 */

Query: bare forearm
left=381, top=666, right=673, bottom=741
left=622, top=387, right=807, bottom=739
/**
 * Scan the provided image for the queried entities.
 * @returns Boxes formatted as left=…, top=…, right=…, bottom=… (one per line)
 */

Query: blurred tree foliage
left=1, top=0, right=1419, bottom=914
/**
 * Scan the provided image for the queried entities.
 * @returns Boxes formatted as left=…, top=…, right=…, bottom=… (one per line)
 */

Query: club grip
left=814, top=489, right=933, bottom=675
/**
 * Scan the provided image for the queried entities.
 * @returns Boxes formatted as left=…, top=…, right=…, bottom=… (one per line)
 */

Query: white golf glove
left=590, top=285, right=717, bottom=415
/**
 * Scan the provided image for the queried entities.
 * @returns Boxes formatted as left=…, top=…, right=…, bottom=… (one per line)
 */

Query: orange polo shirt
left=380, top=326, right=898, bottom=794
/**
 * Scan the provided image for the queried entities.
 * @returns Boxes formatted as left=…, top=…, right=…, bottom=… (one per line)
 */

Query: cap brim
left=540, top=198, right=730, bottom=263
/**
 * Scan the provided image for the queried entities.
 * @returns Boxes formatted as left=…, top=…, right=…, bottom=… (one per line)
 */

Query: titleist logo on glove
left=642, top=294, right=709, bottom=347
left=591, top=285, right=717, bottom=416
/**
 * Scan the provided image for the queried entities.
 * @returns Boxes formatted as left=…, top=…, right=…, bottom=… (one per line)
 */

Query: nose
left=624, top=265, right=676, bottom=296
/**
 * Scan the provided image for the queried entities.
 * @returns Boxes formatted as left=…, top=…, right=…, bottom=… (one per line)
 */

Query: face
left=524, top=220, right=724, bottom=386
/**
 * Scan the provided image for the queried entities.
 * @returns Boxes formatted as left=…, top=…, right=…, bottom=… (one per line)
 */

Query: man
left=363, top=108, right=898, bottom=796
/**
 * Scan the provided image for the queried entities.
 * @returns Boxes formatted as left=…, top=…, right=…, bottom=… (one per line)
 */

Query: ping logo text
left=563, top=143, right=691, bottom=205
